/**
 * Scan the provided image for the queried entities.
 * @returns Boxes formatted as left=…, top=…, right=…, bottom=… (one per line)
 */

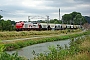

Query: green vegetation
left=0, top=10, right=90, bottom=60
left=4, top=30, right=90, bottom=51
left=62, top=11, right=87, bottom=25
left=49, top=19, right=62, bottom=24
left=0, top=30, right=90, bottom=60
left=0, top=15, right=3, bottom=19
left=0, top=15, right=16, bottom=31
left=0, top=11, right=88, bottom=31
left=38, top=12, right=88, bottom=25
left=33, top=35, right=90, bottom=60
left=84, top=16, right=90, bottom=24
left=0, top=29, right=80, bottom=40
left=0, top=44, right=26, bottom=60
left=38, top=19, right=62, bottom=24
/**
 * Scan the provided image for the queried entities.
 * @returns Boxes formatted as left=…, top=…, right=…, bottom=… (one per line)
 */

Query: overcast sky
left=0, top=0, right=90, bottom=22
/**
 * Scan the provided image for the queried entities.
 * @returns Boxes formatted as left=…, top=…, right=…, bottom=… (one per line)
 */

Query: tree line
left=62, top=11, right=87, bottom=25
left=84, top=16, right=90, bottom=24
left=39, top=11, right=87, bottom=25
left=0, top=11, right=88, bottom=31
left=0, top=15, right=16, bottom=31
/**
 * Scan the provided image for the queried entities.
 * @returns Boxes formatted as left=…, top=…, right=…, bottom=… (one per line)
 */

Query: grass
left=0, top=29, right=81, bottom=40
left=0, top=30, right=90, bottom=60
left=3, top=30, right=90, bottom=51
left=66, top=35, right=90, bottom=60
left=33, top=35, right=90, bottom=60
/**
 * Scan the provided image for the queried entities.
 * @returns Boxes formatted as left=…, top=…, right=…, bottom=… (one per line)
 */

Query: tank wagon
left=15, top=22, right=81, bottom=31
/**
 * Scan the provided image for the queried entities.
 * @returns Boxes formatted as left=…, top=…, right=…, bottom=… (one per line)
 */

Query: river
left=6, top=39, right=70, bottom=60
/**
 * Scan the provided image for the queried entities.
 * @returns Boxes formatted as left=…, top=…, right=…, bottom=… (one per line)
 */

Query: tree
left=54, top=21, right=58, bottom=24
left=0, top=15, right=16, bottom=31
left=62, top=11, right=87, bottom=25
left=84, top=16, right=90, bottom=24
left=6, top=20, right=12, bottom=31
left=0, top=20, right=4, bottom=31
left=50, top=19, right=62, bottom=24
left=62, top=14, right=72, bottom=24
left=0, top=19, right=15, bottom=31
left=70, top=12, right=81, bottom=19
left=37, top=20, right=45, bottom=23
left=0, top=15, right=3, bottom=19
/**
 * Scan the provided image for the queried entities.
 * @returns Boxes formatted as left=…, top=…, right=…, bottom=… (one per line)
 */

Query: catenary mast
left=59, top=8, right=60, bottom=21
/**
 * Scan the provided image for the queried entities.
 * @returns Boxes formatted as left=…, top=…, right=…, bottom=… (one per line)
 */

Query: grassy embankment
left=33, top=35, right=90, bottom=60
left=0, top=29, right=80, bottom=40
left=1, top=29, right=90, bottom=51
left=0, top=30, right=90, bottom=60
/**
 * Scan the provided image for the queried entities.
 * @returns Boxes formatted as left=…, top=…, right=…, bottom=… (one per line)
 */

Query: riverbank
left=0, top=30, right=90, bottom=60
left=3, top=30, right=90, bottom=51
left=33, top=35, right=90, bottom=60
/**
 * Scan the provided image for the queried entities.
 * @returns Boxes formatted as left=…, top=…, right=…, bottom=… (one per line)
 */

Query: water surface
left=7, top=39, right=70, bottom=59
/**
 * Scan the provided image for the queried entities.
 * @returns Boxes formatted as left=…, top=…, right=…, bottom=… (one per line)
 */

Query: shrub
left=0, top=44, right=26, bottom=60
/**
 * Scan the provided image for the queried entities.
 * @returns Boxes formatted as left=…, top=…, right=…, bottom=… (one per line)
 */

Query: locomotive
left=15, top=21, right=81, bottom=31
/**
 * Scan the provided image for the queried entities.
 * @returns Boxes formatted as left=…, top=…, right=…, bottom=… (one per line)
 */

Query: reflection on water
left=7, top=39, right=70, bottom=59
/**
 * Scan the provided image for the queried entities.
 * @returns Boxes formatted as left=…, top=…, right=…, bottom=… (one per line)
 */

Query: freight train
left=15, top=21, right=81, bottom=31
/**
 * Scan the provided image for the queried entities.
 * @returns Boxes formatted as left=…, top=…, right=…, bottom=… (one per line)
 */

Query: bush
left=0, top=44, right=26, bottom=60
left=33, top=35, right=90, bottom=60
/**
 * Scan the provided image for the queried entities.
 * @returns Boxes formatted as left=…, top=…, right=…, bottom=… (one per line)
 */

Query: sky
left=0, top=0, right=90, bottom=22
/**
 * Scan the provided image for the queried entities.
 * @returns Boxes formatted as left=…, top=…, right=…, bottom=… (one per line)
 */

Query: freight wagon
left=15, top=21, right=81, bottom=31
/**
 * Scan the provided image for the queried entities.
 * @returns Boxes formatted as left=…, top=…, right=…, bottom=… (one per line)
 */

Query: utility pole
left=28, top=16, right=30, bottom=22
left=47, top=15, right=49, bottom=30
left=59, top=8, right=60, bottom=21
left=62, top=19, right=63, bottom=24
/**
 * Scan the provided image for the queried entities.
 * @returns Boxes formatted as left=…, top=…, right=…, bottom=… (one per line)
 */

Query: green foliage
left=4, top=30, right=90, bottom=51
left=0, top=44, right=26, bottom=60
left=0, top=52, right=26, bottom=60
left=62, top=14, right=72, bottom=24
left=0, top=15, right=3, bottom=19
left=1, top=30, right=90, bottom=60
left=50, top=19, right=62, bottom=24
left=84, top=16, right=90, bottom=24
left=37, top=20, right=46, bottom=23
left=34, top=19, right=62, bottom=24
left=0, top=44, right=5, bottom=52
left=0, top=19, right=16, bottom=31
left=0, top=30, right=79, bottom=40
left=62, top=11, right=87, bottom=25
left=33, top=35, right=90, bottom=60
